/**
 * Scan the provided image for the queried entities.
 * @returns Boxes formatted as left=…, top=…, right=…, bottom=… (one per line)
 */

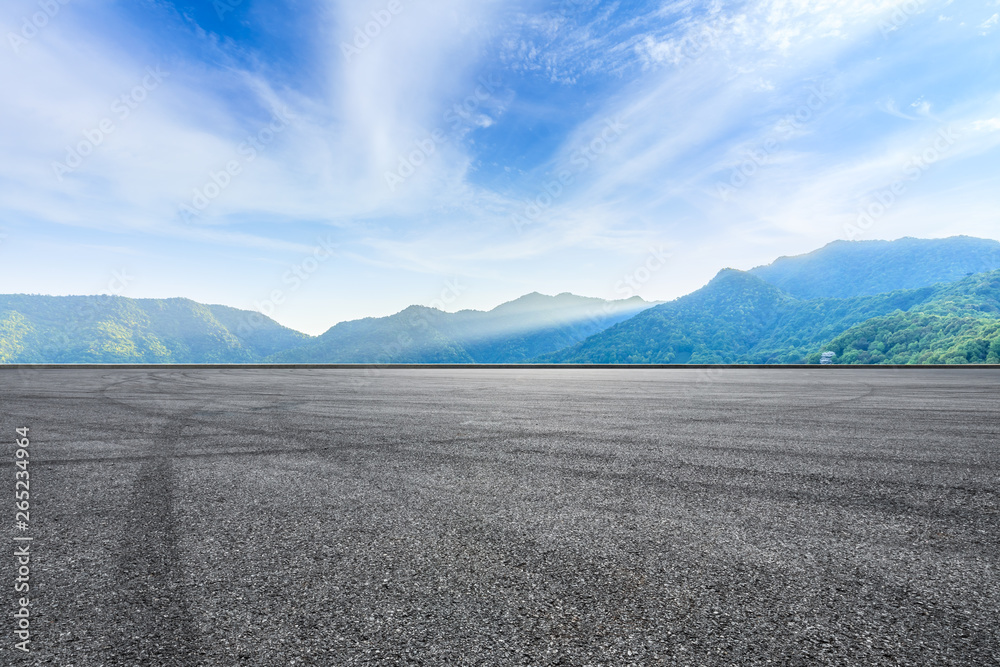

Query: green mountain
left=0, top=295, right=308, bottom=363
left=267, top=305, right=474, bottom=364
left=541, top=269, right=1000, bottom=365
left=803, top=271, right=1000, bottom=364
left=749, top=236, right=1000, bottom=299
left=0, top=292, right=654, bottom=364
left=3, top=237, right=1000, bottom=365
left=267, top=293, right=655, bottom=363
left=807, top=312, right=1000, bottom=365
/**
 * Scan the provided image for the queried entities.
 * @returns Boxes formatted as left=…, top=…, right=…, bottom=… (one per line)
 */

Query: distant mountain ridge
left=0, top=295, right=308, bottom=363
left=748, top=236, right=1000, bottom=299
left=267, top=292, right=655, bottom=363
left=0, top=291, right=655, bottom=364
left=543, top=267, right=1000, bottom=365
left=2, top=236, right=1000, bottom=364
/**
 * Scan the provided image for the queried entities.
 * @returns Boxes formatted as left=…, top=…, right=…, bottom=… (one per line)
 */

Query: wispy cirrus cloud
left=0, top=0, right=997, bottom=333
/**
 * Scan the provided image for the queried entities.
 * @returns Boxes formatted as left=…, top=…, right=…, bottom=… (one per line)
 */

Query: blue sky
left=1, top=0, right=998, bottom=334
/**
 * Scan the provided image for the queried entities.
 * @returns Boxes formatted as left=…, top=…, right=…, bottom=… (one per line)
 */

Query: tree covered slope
left=542, top=269, right=1000, bottom=365
left=748, top=236, right=1000, bottom=299
left=0, top=295, right=308, bottom=363
left=3, top=237, right=1000, bottom=365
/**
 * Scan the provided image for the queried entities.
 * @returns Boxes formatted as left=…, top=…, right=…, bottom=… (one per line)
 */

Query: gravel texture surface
left=1, top=367, right=998, bottom=666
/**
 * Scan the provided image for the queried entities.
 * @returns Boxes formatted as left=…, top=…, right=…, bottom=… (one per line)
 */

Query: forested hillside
left=0, top=295, right=307, bottom=363
left=543, top=269, right=1000, bottom=365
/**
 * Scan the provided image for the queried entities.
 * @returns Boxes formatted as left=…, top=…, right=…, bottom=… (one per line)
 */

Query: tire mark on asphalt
left=108, top=386, right=203, bottom=664
left=36, top=444, right=339, bottom=466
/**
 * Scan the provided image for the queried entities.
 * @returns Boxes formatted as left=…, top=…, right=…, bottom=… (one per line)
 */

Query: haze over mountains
left=0, top=291, right=654, bottom=365
left=267, top=292, right=653, bottom=364
left=2, top=236, right=1000, bottom=365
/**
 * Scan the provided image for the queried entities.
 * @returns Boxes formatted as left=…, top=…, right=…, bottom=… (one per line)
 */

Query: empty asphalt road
left=1, top=367, right=998, bottom=665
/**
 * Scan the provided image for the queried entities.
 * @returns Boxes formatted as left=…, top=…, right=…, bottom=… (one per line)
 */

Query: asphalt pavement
left=1, top=367, right=998, bottom=666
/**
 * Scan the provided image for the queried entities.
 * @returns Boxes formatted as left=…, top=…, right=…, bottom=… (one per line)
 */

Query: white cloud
left=970, top=117, right=1000, bottom=132
left=0, top=0, right=517, bottom=248
left=0, top=0, right=998, bottom=324
left=910, top=96, right=933, bottom=117
left=879, top=98, right=919, bottom=120
left=980, top=13, right=999, bottom=34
